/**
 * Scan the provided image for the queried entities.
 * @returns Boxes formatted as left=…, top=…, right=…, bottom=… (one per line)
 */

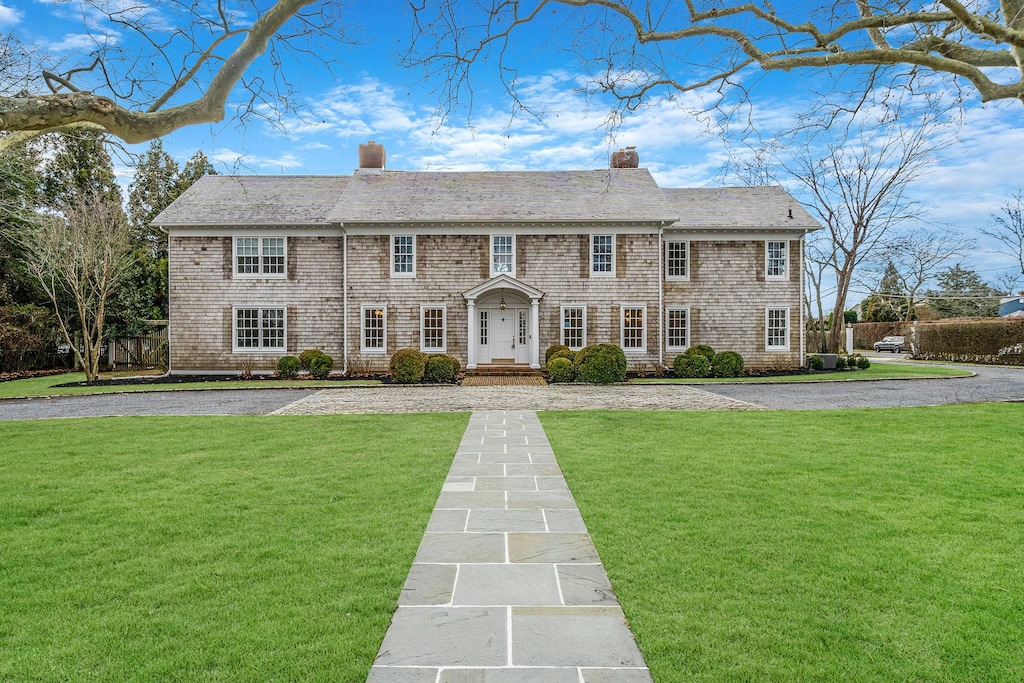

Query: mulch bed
left=0, top=369, right=72, bottom=383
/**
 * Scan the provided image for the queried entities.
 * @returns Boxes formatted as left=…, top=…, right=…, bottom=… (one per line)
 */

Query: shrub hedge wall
left=853, top=319, right=1024, bottom=365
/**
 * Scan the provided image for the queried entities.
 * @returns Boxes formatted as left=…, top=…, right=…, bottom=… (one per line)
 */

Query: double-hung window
left=766, top=307, right=789, bottom=351
left=766, top=240, right=787, bottom=280
left=621, top=305, right=646, bottom=352
left=591, top=235, right=614, bottom=276
left=391, top=235, right=416, bottom=277
left=561, top=306, right=586, bottom=350
left=491, top=235, right=515, bottom=276
left=666, top=307, right=689, bottom=352
left=234, top=307, right=285, bottom=351
left=361, top=305, right=387, bottom=353
left=235, top=237, right=285, bottom=277
left=665, top=241, right=688, bottom=280
left=421, top=305, right=446, bottom=352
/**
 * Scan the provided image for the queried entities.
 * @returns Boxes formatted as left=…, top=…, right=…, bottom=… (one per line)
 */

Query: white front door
left=483, top=307, right=529, bottom=363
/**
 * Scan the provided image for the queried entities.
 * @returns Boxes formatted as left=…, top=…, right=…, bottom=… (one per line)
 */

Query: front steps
left=463, top=364, right=547, bottom=386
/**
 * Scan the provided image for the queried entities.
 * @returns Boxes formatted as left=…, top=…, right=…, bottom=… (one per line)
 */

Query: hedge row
left=853, top=319, right=1024, bottom=365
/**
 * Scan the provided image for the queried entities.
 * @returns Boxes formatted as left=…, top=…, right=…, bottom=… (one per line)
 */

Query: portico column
left=466, top=298, right=478, bottom=369
left=529, top=297, right=540, bottom=369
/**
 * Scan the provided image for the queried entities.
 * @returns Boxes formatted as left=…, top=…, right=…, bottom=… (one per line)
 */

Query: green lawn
left=0, top=372, right=381, bottom=399
left=631, top=362, right=972, bottom=383
left=541, top=405, right=1024, bottom=682
left=0, top=414, right=468, bottom=682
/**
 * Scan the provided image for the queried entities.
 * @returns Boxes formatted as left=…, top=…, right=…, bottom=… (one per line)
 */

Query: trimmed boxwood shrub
left=547, top=357, right=575, bottom=383
left=276, top=355, right=301, bottom=379
left=545, top=345, right=570, bottom=363
left=299, top=349, right=323, bottom=372
left=673, top=352, right=711, bottom=378
left=424, top=354, right=458, bottom=383
left=834, top=355, right=848, bottom=370
left=573, top=343, right=627, bottom=384
left=549, top=349, right=576, bottom=364
left=808, top=354, right=825, bottom=371
left=857, top=355, right=871, bottom=369
left=711, top=350, right=745, bottom=378
left=307, top=353, right=334, bottom=379
left=390, top=348, right=426, bottom=384
left=692, top=344, right=716, bottom=363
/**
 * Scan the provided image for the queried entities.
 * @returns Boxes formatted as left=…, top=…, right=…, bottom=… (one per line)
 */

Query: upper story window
left=235, top=237, right=285, bottom=277
left=666, top=241, right=689, bottom=280
left=621, top=305, right=646, bottom=352
left=491, top=235, right=515, bottom=277
left=591, top=234, right=614, bottom=276
left=766, top=307, right=789, bottom=351
left=234, top=306, right=285, bottom=351
left=391, top=235, right=416, bottom=278
left=766, top=240, right=787, bottom=280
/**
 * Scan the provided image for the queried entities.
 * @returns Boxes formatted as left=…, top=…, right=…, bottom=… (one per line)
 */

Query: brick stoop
left=463, top=364, right=547, bottom=386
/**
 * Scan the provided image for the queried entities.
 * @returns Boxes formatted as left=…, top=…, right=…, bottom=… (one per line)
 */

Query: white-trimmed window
left=234, top=307, right=285, bottom=351
left=591, top=234, right=615, bottom=276
left=421, top=305, right=446, bottom=352
left=766, top=240, right=787, bottom=280
left=766, top=307, right=790, bottom=351
left=235, top=237, right=285, bottom=277
left=391, top=235, right=416, bottom=277
left=665, top=241, right=689, bottom=280
left=621, top=305, right=646, bottom=352
left=666, top=307, right=689, bottom=352
left=561, top=305, right=586, bottom=350
left=491, top=234, right=515, bottom=277
left=361, top=305, right=387, bottom=353
left=480, top=310, right=489, bottom=345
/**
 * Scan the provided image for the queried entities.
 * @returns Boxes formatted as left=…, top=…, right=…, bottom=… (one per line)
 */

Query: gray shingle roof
left=328, top=168, right=678, bottom=224
left=152, top=175, right=350, bottom=226
left=663, top=186, right=818, bottom=229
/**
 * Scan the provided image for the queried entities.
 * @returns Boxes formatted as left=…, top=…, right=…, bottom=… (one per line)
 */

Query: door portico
left=463, top=275, right=544, bottom=369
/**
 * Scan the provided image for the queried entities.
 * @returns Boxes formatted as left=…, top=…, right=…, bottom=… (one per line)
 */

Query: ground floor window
left=621, top=305, right=646, bottom=352
left=561, top=306, right=586, bottom=350
left=766, top=307, right=789, bottom=350
left=234, top=307, right=285, bottom=351
left=361, top=305, right=386, bottom=353
left=421, top=305, right=446, bottom=352
left=666, top=307, right=689, bottom=352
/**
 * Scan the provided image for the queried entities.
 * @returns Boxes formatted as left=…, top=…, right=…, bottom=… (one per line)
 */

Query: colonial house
left=153, top=143, right=819, bottom=375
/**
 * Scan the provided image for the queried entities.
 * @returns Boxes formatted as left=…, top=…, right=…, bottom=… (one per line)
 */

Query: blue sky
left=5, top=0, right=1024, bottom=302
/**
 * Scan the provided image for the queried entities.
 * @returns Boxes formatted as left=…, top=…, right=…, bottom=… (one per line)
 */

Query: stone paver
left=368, top=410, right=652, bottom=682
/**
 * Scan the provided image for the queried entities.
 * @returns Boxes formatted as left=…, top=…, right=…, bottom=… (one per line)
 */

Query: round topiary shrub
left=547, top=357, right=575, bottom=383
left=299, top=349, right=324, bottom=372
left=673, top=352, right=711, bottom=378
left=834, top=355, right=848, bottom=370
left=390, top=348, right=426, bottom=384
left=424, top=354, right=458, bottom=383
left=573, top=343, right=627, bottom=384
left=711, top=350, right=745, bottom=377
left=550, top=349, right=576, bottom=364
left=692, top=344, right=716, bottom=363
left=808, top=354, right=825, bottom=371
left=545, top=345, right=570, bottom=363
left=307, top=353, right=334, bottom=379
left=276, top=355, right=301, bottom=379
left=857, top=356, right=871, bottom=370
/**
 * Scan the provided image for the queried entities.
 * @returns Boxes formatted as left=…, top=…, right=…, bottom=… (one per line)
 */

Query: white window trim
left=232, top=305, right=287, bottom=353
left=590, top=234, right=616, bottom=277
left=766, top=306, right=790, bottom=351
left=766, top=240, right=788, bottom=282
left=665, top=305, right=690, bottom=353
left=490, top=234, right=516, bottom=278
left=560, top=304, right=587, bottom=351
left=620, top=304, right=647, bottom=354
left=360, top=304, right=388, bottom=354
left=390, top=235, right=416, bottom=278
left=420, top=304, right=447, bottom=353
left=665, top=240, right=690, bottom=281
left=233, top=236, right=287, bottom=279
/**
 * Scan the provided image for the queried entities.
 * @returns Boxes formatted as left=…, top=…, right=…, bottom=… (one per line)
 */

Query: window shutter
left=287, top=237, right=296, bottom=280
left=616, top=237, right=626, bottom=278
left=755, top=241, right=765, bottom=282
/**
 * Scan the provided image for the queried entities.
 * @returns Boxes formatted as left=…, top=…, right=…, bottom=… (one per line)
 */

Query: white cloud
left=42, top=32, right=118, bottom=52
left=0, top=2, right=22, bottom=26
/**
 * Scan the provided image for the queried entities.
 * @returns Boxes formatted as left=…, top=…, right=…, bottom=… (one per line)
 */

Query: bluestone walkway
left=367, top=410, right=652, bottom=683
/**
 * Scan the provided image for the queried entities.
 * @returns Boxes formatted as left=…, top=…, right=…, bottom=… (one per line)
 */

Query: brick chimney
left=358, top=141, right=386, bottom=169
left=610, top=146, right=639, bottom=168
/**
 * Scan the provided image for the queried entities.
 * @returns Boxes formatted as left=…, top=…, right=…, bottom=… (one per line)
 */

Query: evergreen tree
left=861, top=262, right=907, bottom=322
left=0, top=147, right=44, bottom=306
left=40, top=132, right=124, bottom=212
left=177, top=150, right=217, bottom=193
left=926, top=264, right=1000, bottom=318
left=127, top=140, right=179, bottom=250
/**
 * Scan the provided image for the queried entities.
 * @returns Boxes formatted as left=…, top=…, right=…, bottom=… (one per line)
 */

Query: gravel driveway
left=1, top=363, right=1021, bottom=420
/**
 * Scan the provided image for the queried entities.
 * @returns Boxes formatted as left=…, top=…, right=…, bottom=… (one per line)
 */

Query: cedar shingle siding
left=155, top=164, right=818, bottom=374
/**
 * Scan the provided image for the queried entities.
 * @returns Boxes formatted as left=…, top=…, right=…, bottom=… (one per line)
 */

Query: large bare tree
left=983, top=191, right=1024, bottom=283
left=408, top=1, right=1024, bottom=115
left=0, top=0, right=346, bottom=149
left=5, top=189, right=135, bottom=381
